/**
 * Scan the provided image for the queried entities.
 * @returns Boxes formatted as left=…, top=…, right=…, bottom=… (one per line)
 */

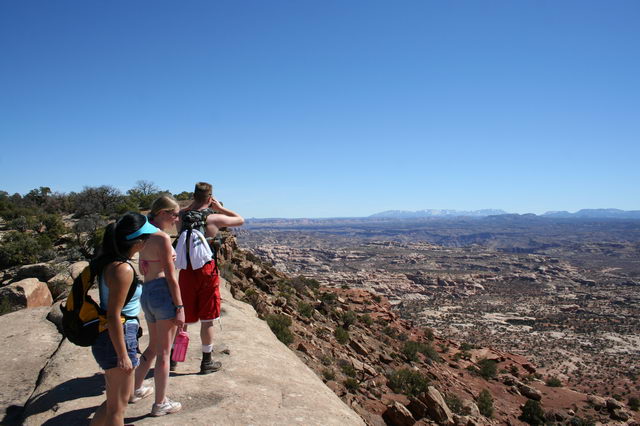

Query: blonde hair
left=149, top=195, right=179, bottom=219
left=194, top=182, right=212, bottom=203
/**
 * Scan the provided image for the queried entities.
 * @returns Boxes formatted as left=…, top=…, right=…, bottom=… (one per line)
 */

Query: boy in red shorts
left=176, top=182, right=244, bottom=374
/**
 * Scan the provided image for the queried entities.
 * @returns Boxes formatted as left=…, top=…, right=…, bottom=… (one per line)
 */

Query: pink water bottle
left=172, top=330, right=190, bottom=362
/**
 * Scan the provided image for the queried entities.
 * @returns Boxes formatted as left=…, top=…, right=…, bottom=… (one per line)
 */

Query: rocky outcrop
left=420, top=386, right=454, bottom=425
left=0, top=307, right=62, bottom=425
left=0, top=278, right=53, bottom=311
left=517, top=384, right=542, bottom=401
left=382, top=401, right=415, bottom=426
left=18, top=280, right=364, bottom=425
left=16, top=263, right=57, bottom=282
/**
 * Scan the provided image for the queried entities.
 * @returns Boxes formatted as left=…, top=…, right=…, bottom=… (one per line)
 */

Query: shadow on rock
left=21, top=373, right=104, bottom=421
left=41, top=407, right=96, bottom=426
left=1, top=405, right=24, bottom=425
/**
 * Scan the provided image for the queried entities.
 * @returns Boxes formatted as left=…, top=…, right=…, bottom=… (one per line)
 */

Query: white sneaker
left=151, top=398, right=182, bottom=416
left=129, top=385, right=153, bottom=404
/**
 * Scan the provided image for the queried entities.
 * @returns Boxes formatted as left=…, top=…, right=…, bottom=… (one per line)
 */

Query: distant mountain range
left=541, top=209, right=640, bottom=219
left=369, top=209, right=508, bottom=218
left=369, top=208, right=640, bottom=219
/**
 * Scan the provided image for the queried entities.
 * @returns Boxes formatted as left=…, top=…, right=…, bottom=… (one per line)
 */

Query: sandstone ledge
left=17, top=280, right=364, bottom=425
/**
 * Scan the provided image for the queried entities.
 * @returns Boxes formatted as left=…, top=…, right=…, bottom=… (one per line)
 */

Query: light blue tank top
left=99, top=273, right=142, bottom=320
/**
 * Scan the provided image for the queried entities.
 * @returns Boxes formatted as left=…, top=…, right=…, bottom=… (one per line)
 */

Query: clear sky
left=1, top=1, right=638, bottom=218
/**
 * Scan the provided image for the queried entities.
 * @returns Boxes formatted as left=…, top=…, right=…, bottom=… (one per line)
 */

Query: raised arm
left=208, top=197, right=244, bottom=228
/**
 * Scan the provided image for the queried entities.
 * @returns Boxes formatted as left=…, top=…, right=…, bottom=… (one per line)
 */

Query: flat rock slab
left=0, top=307, right=62, bottom=425
left=22, top=280, right=364, bottom=425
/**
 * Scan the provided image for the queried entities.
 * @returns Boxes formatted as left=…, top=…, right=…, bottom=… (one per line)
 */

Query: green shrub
left=453, top=350, right=471, bottom=361
left=0, top=297, right=14, bottom=316
left=320, top=354, right=333, bottom=366
left=265, top=314, right=294, bottom=345
left=628, top=396, right=639, bottom=411
left=40, top=213, right=67, bottom=241
left=71, top=214, right=107, bottom=258
left=372, top=295, right=382, bottom=303
left=297, top=302, right=314, bottom=318
left=0, top=231, right=50, bottom=268
left=344, top=378, right=359, bottom=392
left=509, top=364, right=520, bottom=377
left=341, top=311, right=357, bottom=329
left=424, top=327, right=435, bottom=341
left=174, top=191, right=192, bottom=201
left=519, top=399, right=546, bottom=425
left=322, top=369, right=335, bottom=381
left=460, top=342, right=475, bottom=351
left=445, top=393, right=466, bottom=415
left=568, top=416, right=596, bottom=426
left=334, top=326, right=349, bottom=344
left=387, top=368, right=429, bottom=397
left=477, top=358, right=498, bottom=380
left=382, top=326, right=397, bottom=338
left=402, top=341, right=421, bottom=362
left=320, top=292, right=337, bottom=304
left=290, top=275, right=320, bottom=294
left=419, top=343, right=442, bottom=364
left=546, top=376, right=562, bottom=387
left=339, top=360, right=356, bottom=378
left=477, top=389, right=493, bottom=418
left=359, top=313, right=373, bottom=326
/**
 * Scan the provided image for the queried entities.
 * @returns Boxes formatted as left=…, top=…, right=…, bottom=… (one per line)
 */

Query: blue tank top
left=99, top=273, right=142, bottom=320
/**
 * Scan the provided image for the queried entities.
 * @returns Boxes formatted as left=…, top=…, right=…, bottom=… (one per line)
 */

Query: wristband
left=175, top=305, right=184, bottom=309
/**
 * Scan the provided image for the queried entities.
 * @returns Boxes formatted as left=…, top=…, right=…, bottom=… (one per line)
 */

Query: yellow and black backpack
left=60, top=261, right=138, bottom=346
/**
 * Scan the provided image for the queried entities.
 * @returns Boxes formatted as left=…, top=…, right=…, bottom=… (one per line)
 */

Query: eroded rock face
left=517, top=383, right=542, bottom=401
left=0, top=278, right=53, bottom=311
left=0, top=307, right=61, bottom=425
left=382, top=401, right=415, bottom=426
left=587, top=394, right=607, bottom=409
left=420, top=386, right=454, bottom=425
left=16, top=263, right=57, bottom=282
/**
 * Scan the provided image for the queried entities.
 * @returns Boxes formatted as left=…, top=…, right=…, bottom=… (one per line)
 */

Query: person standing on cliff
left=174, top=182, right=244, bottom=374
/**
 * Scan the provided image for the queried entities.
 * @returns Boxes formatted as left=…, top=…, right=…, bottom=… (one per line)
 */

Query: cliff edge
left=1, top=279, right=364, bottom=425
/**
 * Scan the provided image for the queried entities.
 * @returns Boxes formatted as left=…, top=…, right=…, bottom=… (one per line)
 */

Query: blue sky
left=1, top=1, right=638, bottom=218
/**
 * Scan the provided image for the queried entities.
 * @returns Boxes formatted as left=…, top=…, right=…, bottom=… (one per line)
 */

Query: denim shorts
left=140, top=277, right=176, bottom=323
left=91, top=321, right=139, bottom=370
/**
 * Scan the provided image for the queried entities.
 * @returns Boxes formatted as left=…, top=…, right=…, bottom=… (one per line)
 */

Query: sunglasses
left=164, top=210, right=179, bottom=218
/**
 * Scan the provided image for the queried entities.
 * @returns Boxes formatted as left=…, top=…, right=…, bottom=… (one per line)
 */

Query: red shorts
left=178, top=261, right=220, bottom=323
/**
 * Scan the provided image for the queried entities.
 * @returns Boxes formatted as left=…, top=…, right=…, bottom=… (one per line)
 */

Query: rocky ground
left=223, top=233, right=639, bottom=425
left=2, top=225, right=639, bottom=425
left=237, top=218, right=640, bottom=406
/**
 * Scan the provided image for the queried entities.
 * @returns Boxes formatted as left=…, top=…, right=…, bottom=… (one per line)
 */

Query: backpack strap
left=96, top=260, right=140, bottom=321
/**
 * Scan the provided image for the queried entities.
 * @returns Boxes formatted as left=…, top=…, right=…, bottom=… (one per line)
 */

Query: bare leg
left=134, top=320, right=158, bottom=390
left=91, top=367, right=134, bottom=426
left=153, top=319, right=177, bottom=404
left=200, top=321, right=214, bottom=347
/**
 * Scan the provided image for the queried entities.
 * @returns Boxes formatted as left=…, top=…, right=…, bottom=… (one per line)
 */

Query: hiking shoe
left=151, top=398, right=182, bottom=416
left=129, top=384, right=153, bottom=404
left=200, top=359, right=222, bottom=375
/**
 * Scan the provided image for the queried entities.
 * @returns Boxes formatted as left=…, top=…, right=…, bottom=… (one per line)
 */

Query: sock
left=202, top=344, right=213, bottom=353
